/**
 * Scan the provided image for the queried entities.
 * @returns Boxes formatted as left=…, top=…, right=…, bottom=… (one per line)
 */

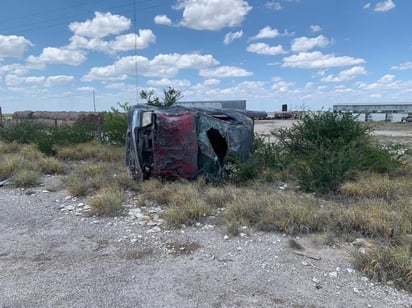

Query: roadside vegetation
left=0, top=110, right=411, bottom=292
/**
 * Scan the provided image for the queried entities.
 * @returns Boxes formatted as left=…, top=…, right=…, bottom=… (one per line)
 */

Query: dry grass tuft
left=61, top=173, right=91, bottom=196
left=340, top=174, right=400, bottom=200
left=203, top=185, right=238, bottom=208
left=12, top=169, right=42, bottom=188
left=224, top=191, right=329, bottom=235
left=351, top=238, right=412, bottom=292
left=56, top=141, right=124, bottom=162
left=88, top=188, right=125, bottom=216
left=37, top=157, right=67, bottom=174
left=330, top=199, right=412, bottom=238
left=61, top=161, right=131, bottom=196
left=163, top=199, right=211, bottom=228
left=139, top=179, right=214, bottom=227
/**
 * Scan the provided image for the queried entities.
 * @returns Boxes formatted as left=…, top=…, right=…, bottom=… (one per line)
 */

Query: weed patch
left=351, top=239, right=412, bottom=292
left=13, top=169, right=42, bottom=188
left=88, top=188, right=125, bottom=216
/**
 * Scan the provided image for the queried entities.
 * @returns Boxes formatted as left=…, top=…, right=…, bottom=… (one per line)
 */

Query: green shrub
left=0, top=120, right=96, bottom=155
left=52, top=122, right=96, bottom=145
left=252, top=135, right=283, bottom=170
left=274, top=112, right=399, bottom=194
left=0, top=120, right=42, bottom=144
left=224, top=156, right=258, bottom=183
left=101, top=112, right=127, bottom=145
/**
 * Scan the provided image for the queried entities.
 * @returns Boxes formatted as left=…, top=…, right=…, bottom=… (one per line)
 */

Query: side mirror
left=141, top=111, right=153, bottom=127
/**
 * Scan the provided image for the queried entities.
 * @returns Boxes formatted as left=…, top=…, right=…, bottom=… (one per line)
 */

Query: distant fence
left=13, top=111, right=102, bottom=129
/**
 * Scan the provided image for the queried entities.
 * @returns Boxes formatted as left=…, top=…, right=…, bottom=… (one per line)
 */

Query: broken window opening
left=206, top=128, right=228, bottom=166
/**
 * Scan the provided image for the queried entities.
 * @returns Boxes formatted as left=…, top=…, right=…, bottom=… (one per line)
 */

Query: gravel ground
left=1, top=120, right=412, bottom=307
left=1, top=177, right=411, bottom=308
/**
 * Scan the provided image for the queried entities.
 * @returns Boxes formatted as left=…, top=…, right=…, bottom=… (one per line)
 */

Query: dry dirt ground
left=1, top=121, right=412, bottom=308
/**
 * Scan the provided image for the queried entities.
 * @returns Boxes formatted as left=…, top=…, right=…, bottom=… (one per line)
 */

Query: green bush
left=0, top=120, right=42, bottom=144
left=0, top=120, right=96, bottom=155
left=52, top=122, right=97, bottom=145
left=101, top=112, right=127, bottom=145
left=252, top=135, right=283, bottom=170
left=224, top=156, right=259, bottom=183
left=274, top=112, right=399, bottom=194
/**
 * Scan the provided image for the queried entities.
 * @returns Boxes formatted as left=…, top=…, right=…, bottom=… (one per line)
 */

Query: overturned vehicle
left=125, top=104, right=259, bottom=181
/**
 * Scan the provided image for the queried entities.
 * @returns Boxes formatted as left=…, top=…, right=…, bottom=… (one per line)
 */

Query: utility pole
left=93, top=90, right=96, bottom=112
left=133, top=0, right=139, bottom=103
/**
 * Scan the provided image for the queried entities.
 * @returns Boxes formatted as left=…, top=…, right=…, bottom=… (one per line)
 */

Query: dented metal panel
left=152, top=111, right=198, bottom=179
left=125, top=104, right=255, bottom=181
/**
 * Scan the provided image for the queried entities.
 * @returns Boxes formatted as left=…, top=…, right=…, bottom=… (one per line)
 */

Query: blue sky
left=0, top=0, right=411, bottom=113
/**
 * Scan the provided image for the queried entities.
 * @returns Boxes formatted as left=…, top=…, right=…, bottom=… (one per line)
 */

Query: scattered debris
left=0, top=178, right=10, bottom=187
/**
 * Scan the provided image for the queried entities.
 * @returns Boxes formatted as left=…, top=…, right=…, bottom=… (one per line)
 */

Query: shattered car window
left=125, top=105, right=256, bottom=181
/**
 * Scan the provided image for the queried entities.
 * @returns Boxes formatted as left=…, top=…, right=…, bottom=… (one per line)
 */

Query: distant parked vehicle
left=401, top=113, right=412, bottom=123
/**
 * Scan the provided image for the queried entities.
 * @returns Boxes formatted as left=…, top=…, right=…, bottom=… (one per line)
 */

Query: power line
left=0, top=0, right=167, bottom=35
left=133, top=0, right=139, bottom=103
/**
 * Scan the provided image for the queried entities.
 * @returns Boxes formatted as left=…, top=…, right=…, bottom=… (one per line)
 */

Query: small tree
left=140, top=87, right=183, bottom=108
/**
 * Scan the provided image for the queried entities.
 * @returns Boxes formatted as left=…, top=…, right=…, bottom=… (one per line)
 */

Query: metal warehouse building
left=333, top=103, right=412, bottom=122
left=333, top=103, right=412, bottom=113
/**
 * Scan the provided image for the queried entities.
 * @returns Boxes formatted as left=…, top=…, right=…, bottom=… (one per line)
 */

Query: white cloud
left=0, top=35, right=33, bottom=58
left=45, top=75, right=74, bottom=87
left=68, top=29, right=155, bottom=53
left=68, top=35, right=108, bottom=51
left=310, top=25, right=322, bottom=32
left=5, top=74, right=73, bottom=88
left=203, top=79, right=220, bottom=86
left=175, top=0, right=252, bottom=30
left=271, top=79, right=295, bottom=93
left=282, top=51, right=365, bottom=69
left=247, top=43, right=286, bottom=55
left=265, top=1, right=282, bottom=10
left=391, top=61, right=412, bottom=70
left=0, top=64, right=30, bottom=77
left=78, top=86, right=95, bottom=92
left=363, top=2, right=371, bottom=9
left=250, top=26, right=280, bottom=40
left=25, top=76, right=46, bottom=85
left=147, top=78, right=191, bottom=87
left=5, top=75, right=23, bottom=87
left=154, top=15, right=172, bottom=26
left=82, top=53, right=219, bottom=81
left=69, top=12, right=131, bottom=38
left=321, top=66, right=367, bottom=82
left=291, top=35, right=330, bottom=52
left=357, top=74, right=398, bottom=90
left=224, top=30, right=243, bottom=45
left=26, top=47, right=86, bottom=66
left=374, top=0, right=395, bottom=12
left=108, top=30, right=156, bottom=52
left=199, top=65, right=253, bottom=78
left=152, top=53, right=219, bottom=70
left=104, top=83, right=124, bottom=90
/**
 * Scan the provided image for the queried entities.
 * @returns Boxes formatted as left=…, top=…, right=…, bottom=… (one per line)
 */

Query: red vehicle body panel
left=152, top=111, right=199, bottom=178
